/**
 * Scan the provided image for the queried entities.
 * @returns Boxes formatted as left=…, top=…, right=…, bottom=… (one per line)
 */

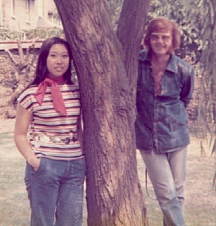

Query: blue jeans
left=140, top=147, right=187, bottom=226
left=24, top=157, right=86, bottom=226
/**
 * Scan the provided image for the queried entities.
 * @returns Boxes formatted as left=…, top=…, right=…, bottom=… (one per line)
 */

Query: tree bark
left=54, top=0, right=150, bottom=225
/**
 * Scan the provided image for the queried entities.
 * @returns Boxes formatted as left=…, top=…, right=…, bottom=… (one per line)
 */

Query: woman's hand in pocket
left=27, top=156, right=41, bottom=171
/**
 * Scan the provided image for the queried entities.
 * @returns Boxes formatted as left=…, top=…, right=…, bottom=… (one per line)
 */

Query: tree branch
left=116, top=0, right=150, bottom=86
left=17, top=39, right=25, bottom=66
left=4, top=47, right=18, bottom=66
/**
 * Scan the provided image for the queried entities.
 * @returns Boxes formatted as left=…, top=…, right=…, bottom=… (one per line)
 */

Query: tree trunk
left=54, top=0, right=150, bottom=225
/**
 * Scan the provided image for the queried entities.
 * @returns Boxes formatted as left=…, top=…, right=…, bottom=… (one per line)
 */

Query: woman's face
left=46, top=44, right=70, bottom=79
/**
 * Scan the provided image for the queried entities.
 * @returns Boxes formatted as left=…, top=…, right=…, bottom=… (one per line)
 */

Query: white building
left=0, top=0, right=60, bottom=31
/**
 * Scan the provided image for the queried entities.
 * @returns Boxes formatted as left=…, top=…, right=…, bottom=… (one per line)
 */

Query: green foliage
left=114, top=0, right=215, bottom=66
left=0, top=28, right=63, bottom=41
left=106, top=0, right=123, bottom=28
left=191, top=0, right=216, bottom=142
left=147, top=0, right=205, bottom=63
left=0, top=29, right=26, bottom=40
left=107, top=0, right=209, bottom=64
left=23, top=28, right=64, bottom=40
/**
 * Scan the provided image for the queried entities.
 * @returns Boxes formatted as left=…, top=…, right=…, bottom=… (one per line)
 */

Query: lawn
left=0, top=119, right=216, bottom=226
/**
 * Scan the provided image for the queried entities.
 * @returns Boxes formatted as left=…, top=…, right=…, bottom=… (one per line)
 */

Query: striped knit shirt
left=18, top=83, right=84, bottom=161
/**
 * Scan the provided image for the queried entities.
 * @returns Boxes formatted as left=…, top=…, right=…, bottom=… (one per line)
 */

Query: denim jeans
left=24, top=157, right=86, bottom=226
left=140, top=147, right=187, bottom=226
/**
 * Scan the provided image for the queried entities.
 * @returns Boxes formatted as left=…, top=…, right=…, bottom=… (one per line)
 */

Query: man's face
left=149, top=31, right=172, bottom=56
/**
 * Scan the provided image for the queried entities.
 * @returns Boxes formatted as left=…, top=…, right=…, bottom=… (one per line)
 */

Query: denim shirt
left=135, top=50, right=194, bottom=153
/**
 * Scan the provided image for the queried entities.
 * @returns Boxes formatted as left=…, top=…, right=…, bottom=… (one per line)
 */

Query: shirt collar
left=139, top=50, right=178, bottom=74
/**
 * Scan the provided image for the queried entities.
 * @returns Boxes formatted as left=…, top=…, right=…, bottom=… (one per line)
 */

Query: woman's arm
left=14, top=103, right=40, bottom=171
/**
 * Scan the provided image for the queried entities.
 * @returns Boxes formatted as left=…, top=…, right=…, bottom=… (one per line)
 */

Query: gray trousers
left=140, top=147, right=187, bottom=226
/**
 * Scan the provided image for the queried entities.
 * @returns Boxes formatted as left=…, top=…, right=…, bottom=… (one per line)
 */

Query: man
left=135, top=17, right=194, bottom=226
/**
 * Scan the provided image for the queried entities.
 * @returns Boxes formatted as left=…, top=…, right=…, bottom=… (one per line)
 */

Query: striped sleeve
left=17, top=86, right=38, bottom=112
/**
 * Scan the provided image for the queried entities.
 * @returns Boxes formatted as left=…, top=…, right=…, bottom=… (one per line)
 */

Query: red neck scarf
left=34, top=76, right=67, bottom=116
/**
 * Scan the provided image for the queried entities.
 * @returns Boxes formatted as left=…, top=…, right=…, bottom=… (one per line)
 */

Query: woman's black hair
left=31, top=36, right=73, bottom=85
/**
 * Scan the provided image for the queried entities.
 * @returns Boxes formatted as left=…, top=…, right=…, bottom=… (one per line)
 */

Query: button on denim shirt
left=135, top=50, right=194, bottom=153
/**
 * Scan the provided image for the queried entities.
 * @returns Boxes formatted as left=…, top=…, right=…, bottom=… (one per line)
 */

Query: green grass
left=137, top=138, right=216, bottom=226
left=1, top=133, right=216, bottom=225
left=0, top=133, right=30, bottom=226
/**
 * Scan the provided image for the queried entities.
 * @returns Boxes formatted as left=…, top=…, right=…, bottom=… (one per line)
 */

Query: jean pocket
left=32, top=157, right=44, bottom=175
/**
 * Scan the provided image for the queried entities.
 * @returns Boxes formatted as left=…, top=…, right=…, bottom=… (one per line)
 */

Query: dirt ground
left=0, top=118, right=216, bottom=226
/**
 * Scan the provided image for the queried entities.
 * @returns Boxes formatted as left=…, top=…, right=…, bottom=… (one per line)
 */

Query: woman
left=14, top=37, right=86, bottom=226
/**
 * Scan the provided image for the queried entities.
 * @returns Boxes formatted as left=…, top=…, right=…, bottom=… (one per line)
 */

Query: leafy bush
left=0, top=28, right=64, bottom=41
